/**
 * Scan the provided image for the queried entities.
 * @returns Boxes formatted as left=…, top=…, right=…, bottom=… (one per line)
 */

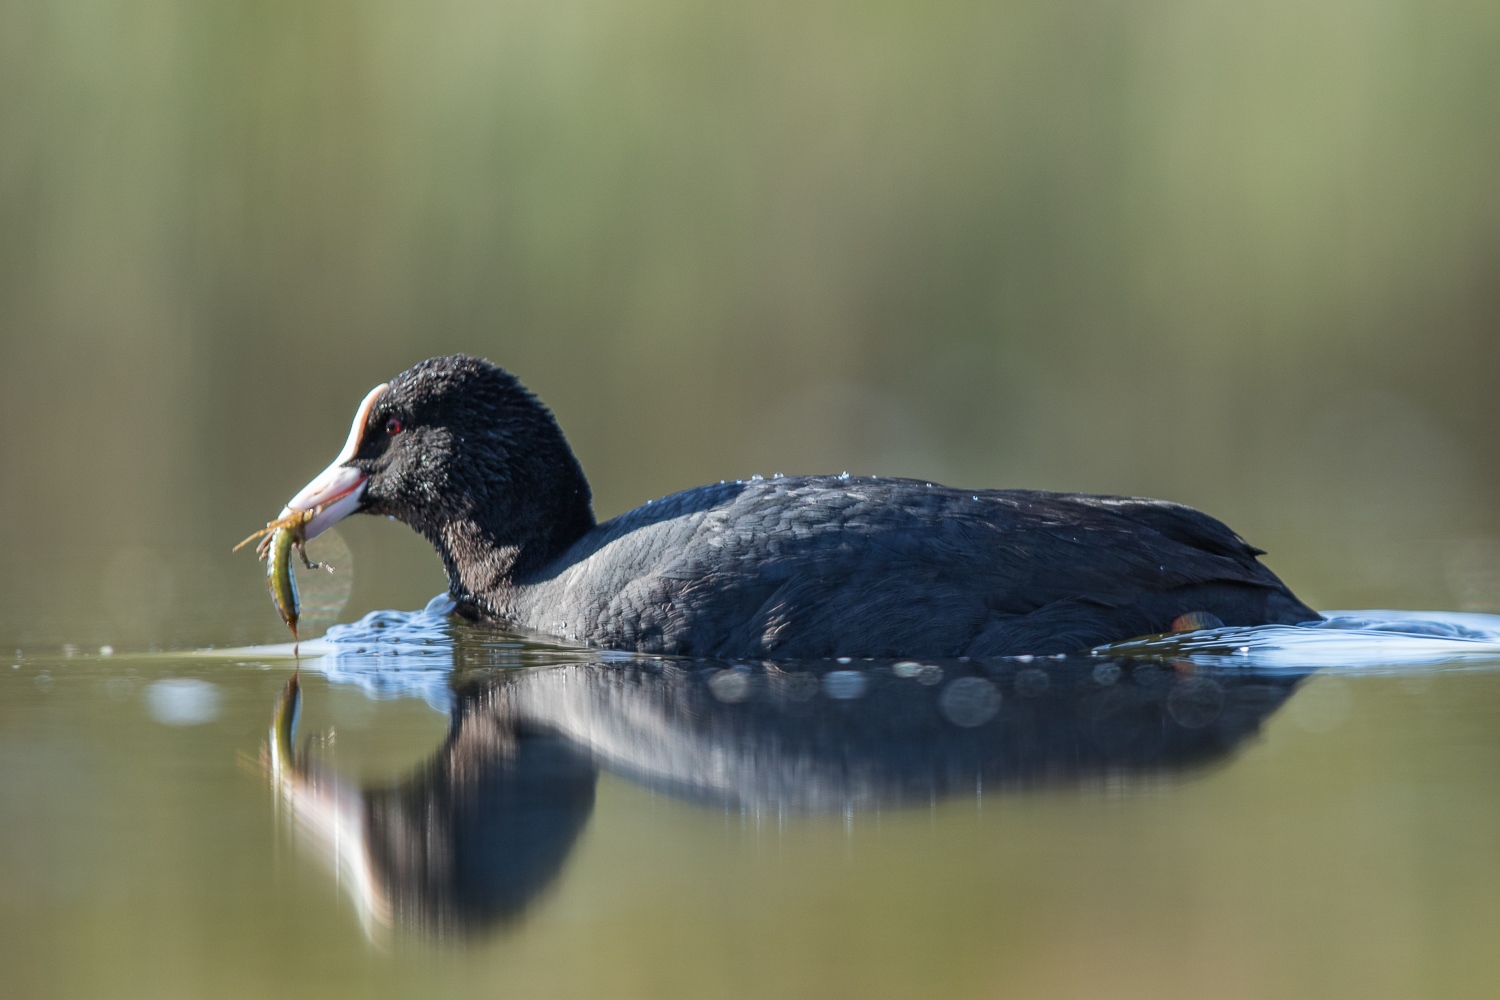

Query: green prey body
left=235, top=508, right=324, bottom=641
left=265, top=524, right=304, bottom=639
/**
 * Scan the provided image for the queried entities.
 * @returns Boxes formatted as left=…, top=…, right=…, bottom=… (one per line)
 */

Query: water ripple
left=221, top=605, right=1500, bottom=708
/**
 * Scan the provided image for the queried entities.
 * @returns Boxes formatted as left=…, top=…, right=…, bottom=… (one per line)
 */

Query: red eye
left=384, top=416, right=403, bottom=436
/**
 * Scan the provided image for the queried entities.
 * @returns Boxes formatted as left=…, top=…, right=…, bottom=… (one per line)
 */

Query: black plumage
left=337, top=355, right=1317, bottom=657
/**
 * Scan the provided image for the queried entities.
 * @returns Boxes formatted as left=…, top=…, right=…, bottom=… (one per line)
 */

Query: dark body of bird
left=282, top=355, right=1319, bottom=658
left=506, top=476, right=1317, bottom=658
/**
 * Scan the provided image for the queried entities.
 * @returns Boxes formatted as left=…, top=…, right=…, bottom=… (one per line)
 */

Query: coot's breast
left=514, top=476, right=1318, bottom=659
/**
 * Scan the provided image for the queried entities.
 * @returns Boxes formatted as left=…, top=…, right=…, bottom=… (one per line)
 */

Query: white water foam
left=234, top=593, right=460, bottom=711
left=1098, top=610, right=1500, bottom=670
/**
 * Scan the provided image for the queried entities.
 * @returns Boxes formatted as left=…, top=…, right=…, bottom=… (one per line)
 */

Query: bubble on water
left=1287, top=676, right=1352, bottom=734
left=1014, top=668, right=1049, bottom=697
left=146, top=678, right=221, bottom=726
left=823, top=670, right=867, bottom=700
left=294, top=528, right=356, bottom=638
left=708, top=668, right=752, bottom=703
left=1167, top=677, right=1224, bottom=728
left=892, top=660, right=922, bottom=678
left=940, top=677, right=1001, bottom=727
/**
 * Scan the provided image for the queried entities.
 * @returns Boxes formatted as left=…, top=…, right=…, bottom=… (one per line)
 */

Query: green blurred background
left=2, top=0, right=1498, bottom=649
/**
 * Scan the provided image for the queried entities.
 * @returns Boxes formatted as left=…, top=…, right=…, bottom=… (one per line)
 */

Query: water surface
left=6, top=608, right=1500, bottom=999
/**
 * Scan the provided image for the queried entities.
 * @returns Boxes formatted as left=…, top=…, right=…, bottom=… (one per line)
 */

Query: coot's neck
left=421, top=451, right=595, bottom=619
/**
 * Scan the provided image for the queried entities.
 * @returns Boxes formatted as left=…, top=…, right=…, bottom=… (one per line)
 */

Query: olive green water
left=6, top=639, right=1500, bottom=1000
left=5, top=0, right=1500, bottom=996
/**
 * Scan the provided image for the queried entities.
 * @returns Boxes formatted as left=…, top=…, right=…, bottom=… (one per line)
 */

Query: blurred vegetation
left=1, top=0, right=1498, bottom=648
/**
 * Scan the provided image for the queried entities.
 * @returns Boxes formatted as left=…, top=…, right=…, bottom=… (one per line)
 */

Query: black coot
left=277, top=354, right=1318, bottom=657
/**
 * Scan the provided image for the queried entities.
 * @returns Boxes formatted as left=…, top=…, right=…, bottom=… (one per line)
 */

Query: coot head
left=281, top=355, right=594, bottom=588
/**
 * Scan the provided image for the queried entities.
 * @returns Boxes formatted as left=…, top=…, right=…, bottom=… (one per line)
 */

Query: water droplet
left=99, top=645, right=114, bottom=656
left=708, top=668, right=752, bottom=703
left=836, top=656, right=852, bottom=664
left=146, top=679, right=221, bottom=726
left=1092, top=662, right=1121, bottom=686
left=940, top=677, right=1001, bottom=727
left=1167, top=677, right=1224, bottom=728
left=892, top=660, right=922, bottom=678
left=823, top=670, right=867, bottom=699
left=295, top=528, right=355, bottom=637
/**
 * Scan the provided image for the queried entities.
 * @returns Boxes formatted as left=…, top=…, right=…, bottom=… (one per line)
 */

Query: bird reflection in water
left=265, top=648, right=1307, bottom=939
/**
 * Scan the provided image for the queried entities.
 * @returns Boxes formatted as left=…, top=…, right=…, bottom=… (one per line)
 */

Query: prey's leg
left=294, top=541, right=333, bottom=573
